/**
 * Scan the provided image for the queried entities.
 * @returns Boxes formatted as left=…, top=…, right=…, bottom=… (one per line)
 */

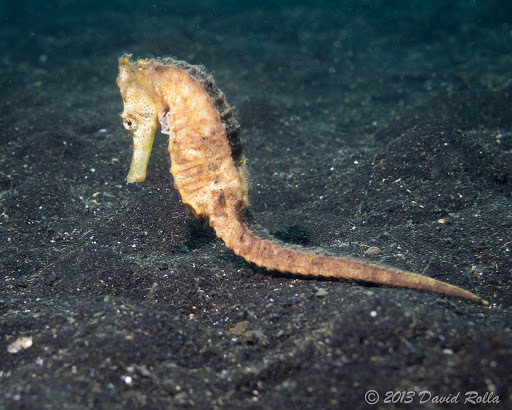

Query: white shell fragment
left=7, top=337, right=33, bottom=354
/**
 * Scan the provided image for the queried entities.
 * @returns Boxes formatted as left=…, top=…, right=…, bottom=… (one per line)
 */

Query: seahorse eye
left=123, top=116, right=137, bottom=131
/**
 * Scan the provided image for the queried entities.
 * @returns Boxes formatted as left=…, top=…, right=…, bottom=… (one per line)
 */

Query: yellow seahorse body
left=117, top=54, right=487, bottom=305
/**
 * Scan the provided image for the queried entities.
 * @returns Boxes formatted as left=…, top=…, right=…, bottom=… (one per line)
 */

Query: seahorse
left=116, top=54, right=487, bottom=305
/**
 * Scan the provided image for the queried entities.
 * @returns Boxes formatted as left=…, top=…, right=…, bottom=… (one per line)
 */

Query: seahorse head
left=117, top=55, right=159, bottom=182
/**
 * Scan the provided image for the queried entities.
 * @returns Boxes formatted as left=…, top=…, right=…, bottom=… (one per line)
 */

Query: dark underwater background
left=1, top=1, right=511, bottom=408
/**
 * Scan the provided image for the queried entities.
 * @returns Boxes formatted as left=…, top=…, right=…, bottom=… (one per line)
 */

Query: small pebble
left=365, top=246, right=381, bottom=256
left=315, top=288, right=328, bottom=297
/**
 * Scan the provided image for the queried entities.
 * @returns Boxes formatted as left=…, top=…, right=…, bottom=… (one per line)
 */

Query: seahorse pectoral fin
left=127, top=122, right=158, bottom=183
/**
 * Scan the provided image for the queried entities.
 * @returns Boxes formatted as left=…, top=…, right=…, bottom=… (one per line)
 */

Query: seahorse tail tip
left=452, top=288, right=488, bottom=305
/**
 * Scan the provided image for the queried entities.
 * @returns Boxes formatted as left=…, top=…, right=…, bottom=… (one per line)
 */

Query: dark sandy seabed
left=1, top=1, right=511, bottom=408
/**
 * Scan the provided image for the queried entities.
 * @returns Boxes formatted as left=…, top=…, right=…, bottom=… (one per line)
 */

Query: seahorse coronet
left=117, top=54, right=487, bottom=305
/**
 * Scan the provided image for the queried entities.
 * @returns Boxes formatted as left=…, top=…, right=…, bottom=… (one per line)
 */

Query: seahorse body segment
left=117, top=54, right=487, bottom=305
